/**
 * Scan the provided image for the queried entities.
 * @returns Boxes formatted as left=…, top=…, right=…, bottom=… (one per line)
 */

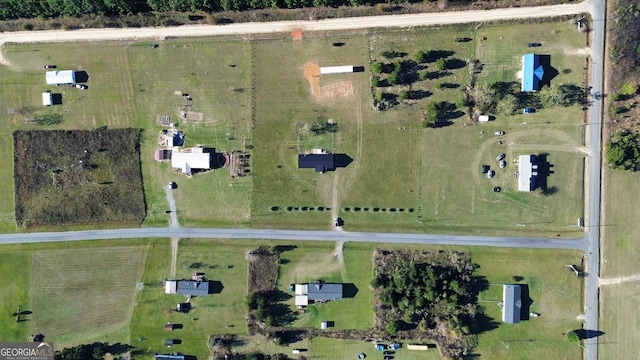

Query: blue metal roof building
left=521, top=54, right=544, bottom=92
left=502, top=284, right=522, bottom=324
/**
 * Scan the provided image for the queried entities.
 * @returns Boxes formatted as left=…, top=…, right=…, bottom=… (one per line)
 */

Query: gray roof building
left=177, top=280, right=209, bottom=296
left=155, top=354, right=185, bottom=360
left=502, top=284, right=522, bottom=324
left=307, top=283, right=343, bottom=301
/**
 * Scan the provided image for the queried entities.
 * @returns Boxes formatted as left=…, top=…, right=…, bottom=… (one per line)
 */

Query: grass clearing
left=28, top=245, right=147, bottom=348
left=276, top=241, right=374, bottom=330
left=599, top=284, right=640, bottom=360
left=308, top=338, right=441, bottom=360
left=130, top=239, right=251, bottom=360
left=0, top=252, right=30, bottom=342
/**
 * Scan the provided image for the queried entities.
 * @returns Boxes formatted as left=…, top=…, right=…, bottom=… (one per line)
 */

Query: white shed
left=478, top=115, right=490, bottom=123
left=42, top=92, right=53, bottom=106
left=165, top=280, right=178, bottom=294
left=320, top=66, right=354, bottom=75
left=45, top=70, right=75, bottom=85
left=171, top=151, right=211, bottom=175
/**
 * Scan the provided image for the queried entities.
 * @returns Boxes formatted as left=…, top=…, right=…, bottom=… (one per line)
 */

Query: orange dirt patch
left=291, top=28, right=304, bottom=41
left=301, top=61, right=354, bottom=102
left=302, top=61, right=321, bottom=100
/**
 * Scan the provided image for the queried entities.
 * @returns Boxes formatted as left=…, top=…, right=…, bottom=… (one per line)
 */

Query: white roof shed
left=45, top=70, right=75, bottom=85
left=518, top=155, right=537, bottom=192
left=171, top=152, right=210, bottom=175
left=42, top=92, right=52, bottom=106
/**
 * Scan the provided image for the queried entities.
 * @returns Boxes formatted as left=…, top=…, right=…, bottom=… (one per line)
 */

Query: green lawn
left=0, top=252, right=30, bottom=342
left=308, top=338, right=440, bottom=360
left=130, top=239, right=251, bottom=359
left=277, top=242, right=374, bottom=330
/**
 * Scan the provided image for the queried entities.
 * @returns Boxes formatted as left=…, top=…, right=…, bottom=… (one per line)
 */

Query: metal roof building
left=502, top=284, right=522, bottom=324
left=295, top=283, right=342, bottom=306
left=155, top=354, right=185, bottom=360
left=521, top=54, right=544, bottom=92
left=42, top=92, right=52, bottom=106
left=171, top=151, right=210, bottom=175
left=517, top=155, right=538, bottom=192
left=298, top=154, right=335, bottom=173
left=45, top=70, right=75, bottom=85
left=165, top=280, right=209, bottom=296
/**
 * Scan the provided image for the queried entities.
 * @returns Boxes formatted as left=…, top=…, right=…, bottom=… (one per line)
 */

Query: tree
left=399, top=90, right=408, bottom=101
left=469, top=83, right=496, bottom=113
left=606, top=131, right=640, bottom=171
left=372, top=62, right=383, bottom=75
left=435, top=57, right=446, bottom=71
left=387, top=70, right=399, bottom=86
left=620, top=82, right=638, bottom=97
left=414, top=50, right=427, bottom=63
left=386, top=320, right=398, bottom=336
left=496, top=94, right=519, bottom=115
left=567, top=330, right=580, bottom=342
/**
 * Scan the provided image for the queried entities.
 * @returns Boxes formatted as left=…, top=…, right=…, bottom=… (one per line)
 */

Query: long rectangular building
left=518, top=154, right=538, bottom=192
left=45, top=70, right=75, bottom=85
left=502, top=284, right=522, bottom=324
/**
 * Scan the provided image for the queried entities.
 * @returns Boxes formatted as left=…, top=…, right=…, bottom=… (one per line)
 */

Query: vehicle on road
left=43, top=64, right=57, bottom=69
left=496, top=153, right=505, bottom=161
left=487, top=170, right=495, bottom=179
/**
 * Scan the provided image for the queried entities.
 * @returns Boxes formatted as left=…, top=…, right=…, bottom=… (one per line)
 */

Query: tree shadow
left=445, top=58, right=467, bottom=70
left=439, top=83, right=460, bottom=89
left=342, top=283, right=359, bottom=298
left=474, top=310, right=500, bottom=334
left=491, top=81, right=520, bottom=99
left=407, top=90, right=432, bottom=100
left=581, top=329, right=605, bottom=339
left=106, top=343, right=134, bottom=354
left=382, top=50, right=408, bottom=59
left=273, top=245, right=297, bottom=253
left=425, top=50, right=455, bottom=63
left=427, top=70, right=452, bottom=80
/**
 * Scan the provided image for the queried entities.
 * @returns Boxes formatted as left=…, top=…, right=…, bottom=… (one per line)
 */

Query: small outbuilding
left=164, top=339, right=177, bottom=347
left=42, top=92, right=53, bottom=106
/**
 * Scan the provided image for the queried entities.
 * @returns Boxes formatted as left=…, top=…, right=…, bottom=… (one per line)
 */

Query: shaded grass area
left=277, top=242, right=374, bottom=330
left=13, top=129, right=145, bottom=228
left=130, top=239, right=250, bottom=360
left=28, top=246, right=147, bottom=348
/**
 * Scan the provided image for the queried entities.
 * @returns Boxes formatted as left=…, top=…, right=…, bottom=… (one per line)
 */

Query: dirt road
left=0, top=1, right=589, bottom=67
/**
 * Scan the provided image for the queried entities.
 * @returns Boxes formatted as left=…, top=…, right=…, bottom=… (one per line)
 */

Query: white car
left=496, top=153, right=505, bottom=161
left=494, top=131, right=505, bottom=136
left=487, top=170, right=495, bottom=179
left=499, top=160, right=506, bottom=169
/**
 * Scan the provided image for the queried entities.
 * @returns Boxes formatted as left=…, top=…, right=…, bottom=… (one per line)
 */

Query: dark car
left=527, top=42, right=542, bottom=47
left=43, top=64, right=57, bottom=69
left=383, top=351, right=395, bottom=355
left=481, top=165, right=490, bottom=174
left=384, top=357, right=394, bottom=360
left=334, top=218, right=343, bottom=227
left=493, top=186, right=501, bottom=193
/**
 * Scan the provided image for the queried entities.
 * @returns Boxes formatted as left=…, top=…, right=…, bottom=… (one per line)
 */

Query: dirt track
left=0, top=1, right=589, bottom=68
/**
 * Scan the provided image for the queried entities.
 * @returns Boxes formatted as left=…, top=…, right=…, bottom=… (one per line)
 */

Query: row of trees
left=606, top=131, right=640, bottom=171
left=0, top=0, right=451, bottom=20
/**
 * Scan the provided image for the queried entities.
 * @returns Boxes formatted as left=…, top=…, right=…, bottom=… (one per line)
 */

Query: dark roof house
left=521, top=54, right=544, bottom=92
left=502, top=284, right=522, bottom=324
left=176, top=280, right=209, bottom=296
left=298, top=154, right=335, bottom=173
left=307, top=283, right=343, bottom=301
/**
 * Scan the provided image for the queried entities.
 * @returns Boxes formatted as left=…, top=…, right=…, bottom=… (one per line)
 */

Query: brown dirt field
left=302, top=61, right=321, bottom=100
left=246, top=247, right=279, bottom=294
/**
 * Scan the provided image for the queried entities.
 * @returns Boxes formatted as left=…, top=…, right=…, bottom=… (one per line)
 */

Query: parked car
left=383, top=351, right=395, bottom=355
left=527, top=42, right=542, bottom=47
left=523, top=107, right=535, bottom=114
left=496, top=153, right=505, bottom=161
left=487, top=170, right=495, bottom=179
left=494, top=131, right=505, bottom=136
left=76, top=84, right=88, bottom=90
left=334, top=218, right=343, bottom=227
left=481, top=165, right=490, bottom=174
left=499, top=160, right=506, bottom=169
left=493, top=186, right=501, bottom=193
left=43, top=64, right=57, bottom=69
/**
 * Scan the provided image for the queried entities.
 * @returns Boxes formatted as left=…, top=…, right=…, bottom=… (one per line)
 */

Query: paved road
left=585, top=0, right=606, bottom=359
left=0, top=227, right=587, bottom=249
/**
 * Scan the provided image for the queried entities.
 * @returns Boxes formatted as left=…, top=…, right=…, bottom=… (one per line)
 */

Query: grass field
left=0, top=252, right=30, bottom=342
left=28, top=246, right=147, bottom=346
left=308, top=338, right=441, bottom=360
left=599, top=169, right=640, bottom=360
left=277, top=242, right=374, bottom=330
left=130, top=239, right=251, bottom=359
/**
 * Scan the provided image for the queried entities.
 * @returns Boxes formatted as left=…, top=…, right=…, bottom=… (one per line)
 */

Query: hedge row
left=269, top=206, right=331, bottom=212
left=342, top=207, right=414, bottom=213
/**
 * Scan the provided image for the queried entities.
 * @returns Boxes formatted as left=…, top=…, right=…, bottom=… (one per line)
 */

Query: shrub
left=372, top=76, right=380, bottom=87
left=372, top=62, right=383, bottom=74
left=286, top=207, right=293, bottom=211
left=386, top=321, right=398, bottom=336
left=399, top=90, right=408, bottom=101
left=435, top=58, right=446, bottom=71
left=343, top=207, right=351, bottom=211
left=269, top=206, right=279, bottom=211
left=354, top=207, right=361, bottom=211
left=620, top=82, right=638, bottom=97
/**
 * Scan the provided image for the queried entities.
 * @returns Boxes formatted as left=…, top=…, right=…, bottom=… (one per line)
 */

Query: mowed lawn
left=23, top=244, right=147, bottom=347
left=277, top=241, right=374, bottom=330
left=599, top=169, right=640, bottom=360
left=308, top=338, right=440, bottom=360
left=472, top=248, right=584, bottom=360
left=130, top=239, right=250, bottom=359
left=0, top=252, right=30, bottom=342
